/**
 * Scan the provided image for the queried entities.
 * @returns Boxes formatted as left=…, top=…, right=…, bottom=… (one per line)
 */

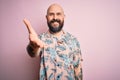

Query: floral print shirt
left=39, top=31, right=83, bottom=80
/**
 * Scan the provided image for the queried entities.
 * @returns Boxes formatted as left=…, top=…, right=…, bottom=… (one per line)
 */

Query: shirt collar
left=45, top=30, right=66, bottom=39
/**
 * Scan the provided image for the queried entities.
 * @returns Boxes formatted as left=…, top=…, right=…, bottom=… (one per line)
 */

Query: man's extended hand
left=23, top=18, right=44, bottom=48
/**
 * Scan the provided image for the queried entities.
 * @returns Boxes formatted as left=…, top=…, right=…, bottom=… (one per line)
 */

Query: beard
left=47, top=19, right=64, bottom=33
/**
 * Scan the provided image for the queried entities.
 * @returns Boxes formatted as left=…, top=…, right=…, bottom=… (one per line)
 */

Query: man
left=23, top=3, right=83, bottom=80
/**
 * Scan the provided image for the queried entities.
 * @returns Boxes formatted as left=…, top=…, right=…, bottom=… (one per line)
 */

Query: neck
left=49, top=30, right=64, bottom=38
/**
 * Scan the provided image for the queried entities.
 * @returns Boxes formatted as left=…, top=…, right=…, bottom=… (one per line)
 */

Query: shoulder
left=38, top=32, right=49, bottom=39
left=65, top=32, right=78, bottom=41
left=65, top=32, right=80, bottom=48
left=65, top=32, right=76, bottom=38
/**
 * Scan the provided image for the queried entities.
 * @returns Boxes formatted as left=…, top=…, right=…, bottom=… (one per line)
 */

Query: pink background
left=0, top=0, right=120, bottom=80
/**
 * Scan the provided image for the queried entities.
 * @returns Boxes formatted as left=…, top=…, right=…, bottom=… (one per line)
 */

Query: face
left=46, top=4, right=65, bottom=33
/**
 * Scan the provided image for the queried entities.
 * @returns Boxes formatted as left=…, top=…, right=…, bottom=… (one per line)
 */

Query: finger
left=23, top=18, right=36, bottom=34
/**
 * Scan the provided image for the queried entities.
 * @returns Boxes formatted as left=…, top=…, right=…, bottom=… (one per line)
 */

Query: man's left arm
left=73, top=38, right=83, bottom=80
left=74, top=50, right=83, bottom=80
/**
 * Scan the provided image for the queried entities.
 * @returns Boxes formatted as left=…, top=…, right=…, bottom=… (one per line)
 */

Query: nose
left=53, top=14, right=57, bottom=20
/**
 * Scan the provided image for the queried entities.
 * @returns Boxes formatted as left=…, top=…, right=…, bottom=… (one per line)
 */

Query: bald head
left=47, top=3, right=64, bottom=15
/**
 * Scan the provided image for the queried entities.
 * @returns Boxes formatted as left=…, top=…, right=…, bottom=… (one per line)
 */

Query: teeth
left=53, top=22, right=58, bottom=23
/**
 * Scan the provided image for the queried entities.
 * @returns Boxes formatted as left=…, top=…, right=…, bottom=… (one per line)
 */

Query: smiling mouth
left=53, top=22, right=59, bottom=24
left=52, top=22, right=59, bottom=27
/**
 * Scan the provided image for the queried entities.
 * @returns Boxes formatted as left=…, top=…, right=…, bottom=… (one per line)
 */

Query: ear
left=64, top=14, right=66, bottom=18
left=46, top=15, right=47, bottom=19
left=63, top=14, right=66, bottom=18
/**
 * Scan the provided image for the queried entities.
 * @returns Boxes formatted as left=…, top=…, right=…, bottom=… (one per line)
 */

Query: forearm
left=74, top=47, right=83, bottom=80
left=27, top=43, right=41, bottom=57
left=74, top=64, right=83, bottom=80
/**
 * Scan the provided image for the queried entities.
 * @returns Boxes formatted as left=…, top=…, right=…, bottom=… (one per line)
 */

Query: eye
left=48, top=13, right=54, bottom=16
left=57, top=13, right=62, bottom=16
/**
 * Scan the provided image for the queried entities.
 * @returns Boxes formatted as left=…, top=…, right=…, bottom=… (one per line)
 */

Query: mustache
left=50, top=19, right=61, bottom=23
